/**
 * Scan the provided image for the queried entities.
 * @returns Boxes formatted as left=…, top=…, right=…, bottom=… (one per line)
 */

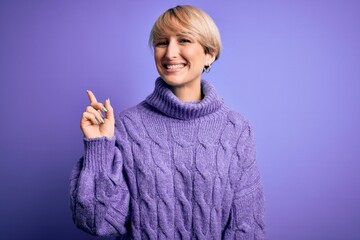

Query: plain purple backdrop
left=1, top=0, right=359, bottom=239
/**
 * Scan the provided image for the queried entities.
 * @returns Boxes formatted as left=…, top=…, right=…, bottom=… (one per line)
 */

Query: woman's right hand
left=80, top=90, right=114, bottom=139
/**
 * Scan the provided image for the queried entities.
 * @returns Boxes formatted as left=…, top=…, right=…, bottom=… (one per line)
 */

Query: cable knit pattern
left=70, top=78, right=266, bottom=239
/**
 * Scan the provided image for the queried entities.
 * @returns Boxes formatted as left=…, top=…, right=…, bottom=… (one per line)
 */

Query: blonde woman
left=70, top=5, right=266, bottom=239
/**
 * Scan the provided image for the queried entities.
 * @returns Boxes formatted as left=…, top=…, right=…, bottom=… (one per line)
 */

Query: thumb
left=104, top=98, right=114, bottom=121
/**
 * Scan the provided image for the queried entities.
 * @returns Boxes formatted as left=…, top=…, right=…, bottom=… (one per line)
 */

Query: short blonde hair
left=149, top=5, right=222, bottom=61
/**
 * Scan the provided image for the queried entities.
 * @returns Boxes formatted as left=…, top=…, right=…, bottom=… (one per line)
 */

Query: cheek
left=154, top=50, right=162, bottom=64
left=154, top=54, right=160, bottom=64
left=186, top=48, right=206, bottom=64
left=154, top=54, right=163, bottom=73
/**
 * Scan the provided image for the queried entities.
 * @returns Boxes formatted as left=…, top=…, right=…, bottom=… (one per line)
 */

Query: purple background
left=1, top=0, right=359, bottom=239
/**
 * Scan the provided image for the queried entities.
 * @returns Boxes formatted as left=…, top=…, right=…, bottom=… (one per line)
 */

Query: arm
left=69, top=130, right=131, bottom=236
left=224, top=122, right=266, bottom=239
left=71, top=89, right=131, bottom=236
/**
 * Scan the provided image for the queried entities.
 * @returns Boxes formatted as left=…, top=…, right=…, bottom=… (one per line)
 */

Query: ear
left=205, top=51, right=216, bottom=66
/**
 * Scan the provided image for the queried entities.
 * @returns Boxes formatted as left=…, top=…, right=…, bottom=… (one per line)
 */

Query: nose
left=165, top=39, right=179, bottom=59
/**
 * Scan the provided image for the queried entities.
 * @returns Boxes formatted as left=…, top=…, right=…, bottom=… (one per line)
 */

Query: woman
left=70, top=5, right=266, bottom=239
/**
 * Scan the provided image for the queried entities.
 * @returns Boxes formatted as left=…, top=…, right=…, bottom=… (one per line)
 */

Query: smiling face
left=154, top=32, right=215, bottom=88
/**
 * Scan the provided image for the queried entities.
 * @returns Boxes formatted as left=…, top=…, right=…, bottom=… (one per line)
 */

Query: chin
left=160, top=76, right=184, bottom=86
left=160, top=75, right=200, bottom=88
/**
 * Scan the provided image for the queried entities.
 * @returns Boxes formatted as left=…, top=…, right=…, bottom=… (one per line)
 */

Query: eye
left=179, top=38, right=191, bottom=44
left=155, top=40, right=168, bottom=47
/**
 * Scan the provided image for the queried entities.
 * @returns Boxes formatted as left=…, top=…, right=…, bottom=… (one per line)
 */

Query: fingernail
left=107, top=98, right=111, bottom=104
left=100, top=117, right=105, bottom=124
left=95, top=119, right=99, bottom=125
left=102, top=106, right=108, bottom=112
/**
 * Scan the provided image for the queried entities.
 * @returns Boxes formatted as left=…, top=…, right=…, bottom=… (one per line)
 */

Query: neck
left=170, top=80, right=203, bottom=102
left=145, top=77, right=224, bottom=120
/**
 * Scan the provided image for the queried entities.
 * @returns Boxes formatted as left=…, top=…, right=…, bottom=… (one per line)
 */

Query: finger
left=104, top=98, right=114, bottom=121
left=86, top=106, right=105, bottom=124
left=82, top=111, right=99, bottom=125
left=87, top=90, right=98, bottom=104
left=90, top=101, right=108, bottom=113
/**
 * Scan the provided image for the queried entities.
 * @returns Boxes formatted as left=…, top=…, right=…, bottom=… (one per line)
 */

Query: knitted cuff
left=82, top=136, right=116, bottom=172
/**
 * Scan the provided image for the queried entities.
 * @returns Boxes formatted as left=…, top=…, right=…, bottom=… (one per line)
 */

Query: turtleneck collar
left=145, top=77, right=224, bottom=120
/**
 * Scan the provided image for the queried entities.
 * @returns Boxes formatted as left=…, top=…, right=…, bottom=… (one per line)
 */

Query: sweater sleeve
left=69, top=119, right=131, bottom=237
left=224, top=121, right=266, bottom=239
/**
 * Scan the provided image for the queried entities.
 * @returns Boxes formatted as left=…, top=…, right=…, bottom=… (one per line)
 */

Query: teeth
left=166, top=64, right=184, bottom=69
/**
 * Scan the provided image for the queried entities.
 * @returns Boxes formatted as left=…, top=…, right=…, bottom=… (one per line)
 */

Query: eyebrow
left=178, top=31, right=193, bottom=36
left=156, top=31, right=194, bottom=38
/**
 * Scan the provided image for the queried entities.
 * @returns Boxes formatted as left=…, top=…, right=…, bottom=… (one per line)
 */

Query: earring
left=203, top=64, right=211, bottom=73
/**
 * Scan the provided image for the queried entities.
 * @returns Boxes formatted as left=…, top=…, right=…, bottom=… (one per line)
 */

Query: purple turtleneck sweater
left=70, top=78, right=266, bottom=239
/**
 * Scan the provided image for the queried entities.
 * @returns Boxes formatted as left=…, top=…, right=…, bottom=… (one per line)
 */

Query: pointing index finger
left=87, top=90, right=98, bottom=104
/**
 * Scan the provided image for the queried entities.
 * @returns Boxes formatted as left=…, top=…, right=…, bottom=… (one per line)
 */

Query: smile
left=163, top=63, right=186, bottom=70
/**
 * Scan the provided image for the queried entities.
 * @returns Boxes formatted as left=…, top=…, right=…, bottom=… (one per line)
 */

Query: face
left=154, top=32, right=215, bottom=88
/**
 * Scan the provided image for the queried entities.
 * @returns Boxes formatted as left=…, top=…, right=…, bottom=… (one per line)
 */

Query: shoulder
left=224, top=107, right=253, bottom=134
left=213, top=105, right=255, bottom=150
left=115, top=102, right=146, bottom=123
left=113, top=102, right=149, bottom=140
